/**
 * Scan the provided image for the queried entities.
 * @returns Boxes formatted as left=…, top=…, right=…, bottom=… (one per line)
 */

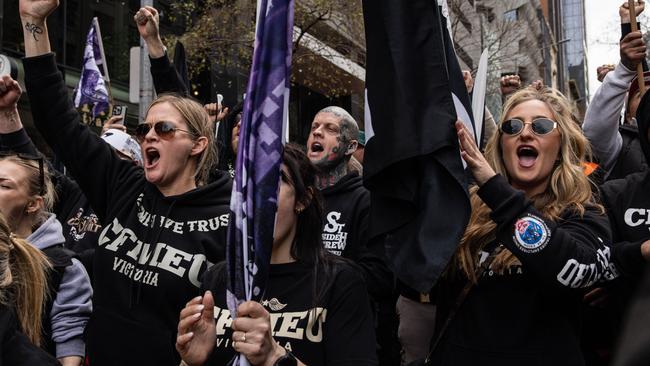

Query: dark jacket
left=24, top=53, right=232, bottom=366
left=432, top=175, right=639, bottom=366
left=321, top=172, right=392, bottom=299
left=0, top=305, right=60, bottom=366
left=608, top=85, right=650, bottom=366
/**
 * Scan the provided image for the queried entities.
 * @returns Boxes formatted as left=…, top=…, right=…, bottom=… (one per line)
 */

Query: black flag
left=173, top=40, right=191, bottom=92
left=362, top=0, right=472, bottom=292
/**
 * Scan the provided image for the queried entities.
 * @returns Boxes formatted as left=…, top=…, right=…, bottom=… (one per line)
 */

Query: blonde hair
left=0, top=213, right=50, bottom=345
left=455, top=86, right=600, bottom=282
left=0, top=155, right=55, bottom=226
left=147, top=94, right=217, bottom=186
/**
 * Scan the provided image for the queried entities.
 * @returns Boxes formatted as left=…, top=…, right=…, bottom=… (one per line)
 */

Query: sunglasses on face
left=0, top=151, right=45, bottom=196
left=500, top=118, right=557, bottom=136
left=134, top=121, right=194, bottom=143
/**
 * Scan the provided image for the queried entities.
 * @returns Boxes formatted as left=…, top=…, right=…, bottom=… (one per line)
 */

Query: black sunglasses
left=134, top=121, right=194, bottom=143
left=500, top=118, right=557, bottom=136
left=0, top=151, right=45, bottom=196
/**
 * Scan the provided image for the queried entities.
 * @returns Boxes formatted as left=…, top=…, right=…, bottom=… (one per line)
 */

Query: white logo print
left=322, top=211, right=348, bottom=256
left=262, top=298, right=288, bottom=311
left=624, top=208, right=650, bottom=228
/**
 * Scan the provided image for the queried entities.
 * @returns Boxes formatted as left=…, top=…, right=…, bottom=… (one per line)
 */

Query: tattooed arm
left=19, top=0, right=58, bottom=57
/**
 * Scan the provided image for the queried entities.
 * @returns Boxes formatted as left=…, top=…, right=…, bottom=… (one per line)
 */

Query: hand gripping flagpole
left=630, top=0, right=646, bottom=95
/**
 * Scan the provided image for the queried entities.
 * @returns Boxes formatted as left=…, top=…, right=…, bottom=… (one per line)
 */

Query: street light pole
left=139, top=0, right=154, bottom=123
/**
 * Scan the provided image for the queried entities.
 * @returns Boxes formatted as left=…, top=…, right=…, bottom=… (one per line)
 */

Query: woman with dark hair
left=176, top=144, right=378, bottom=366
left=19, top=1, right=232, bottom=364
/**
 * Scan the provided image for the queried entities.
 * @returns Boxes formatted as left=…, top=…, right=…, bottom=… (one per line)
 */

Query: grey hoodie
left=27, top=214, right=93, bottom=359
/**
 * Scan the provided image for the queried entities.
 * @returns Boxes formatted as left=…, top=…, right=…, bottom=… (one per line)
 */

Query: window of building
left=504, top=9, right=518, bottom=21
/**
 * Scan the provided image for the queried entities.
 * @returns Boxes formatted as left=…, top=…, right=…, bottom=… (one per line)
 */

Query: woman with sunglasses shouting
left=424, top=86, right=650, bottom=366
left=19, top=1, right=232, bottom=365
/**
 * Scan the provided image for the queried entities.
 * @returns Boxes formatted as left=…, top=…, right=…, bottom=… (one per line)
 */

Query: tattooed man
left=306, top=106, right=395, bottom=364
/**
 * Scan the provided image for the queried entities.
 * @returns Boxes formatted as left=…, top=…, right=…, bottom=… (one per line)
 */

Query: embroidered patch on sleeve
left=513, top=214, right=550, bottom=253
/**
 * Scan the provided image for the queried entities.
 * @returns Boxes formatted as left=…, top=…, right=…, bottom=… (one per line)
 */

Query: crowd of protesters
left=2, top=0, right=650, bottom=365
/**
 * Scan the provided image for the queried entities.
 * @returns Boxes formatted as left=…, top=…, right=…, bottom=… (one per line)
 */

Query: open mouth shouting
left=308, top=141, right=324, bottom=158
left=144, top=147, right=161, bottom=169
left=517, top=145, right=538, bottom=168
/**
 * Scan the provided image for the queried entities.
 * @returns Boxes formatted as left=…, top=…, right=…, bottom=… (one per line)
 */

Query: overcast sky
left=585, top=0, right=636, bottom=101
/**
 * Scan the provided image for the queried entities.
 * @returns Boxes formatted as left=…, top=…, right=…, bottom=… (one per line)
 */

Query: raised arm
left=135, top=6, right=189, bottom=96
left=582, top=30, right=643, bottom=172
left=19, top=0, right=56, bottom=57
left=0, top=75, right=39, bottom=155
left=19, top=0, right=140, bottom=221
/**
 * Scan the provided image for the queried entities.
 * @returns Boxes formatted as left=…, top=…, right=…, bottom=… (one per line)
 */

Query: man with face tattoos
left=307, top=106, right=369, bottom=262
left=307, top=106, right=397, bottom=365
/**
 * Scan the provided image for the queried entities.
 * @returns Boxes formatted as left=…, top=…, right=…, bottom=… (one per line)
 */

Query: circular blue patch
left=514, top=215, right=550, bottom=253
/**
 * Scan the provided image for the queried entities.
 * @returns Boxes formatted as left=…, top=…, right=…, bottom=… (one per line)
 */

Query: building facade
left=449, top=0, right=556, bottom=118
left=0, top=0, right=366, bottom=147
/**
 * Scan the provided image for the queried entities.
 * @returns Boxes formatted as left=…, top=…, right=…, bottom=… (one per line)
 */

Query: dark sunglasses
left=0, top=151, right=45, bottom=196
left=134, top=121, right=194, bottom=143
left=500, top=118, right=557, bottom=136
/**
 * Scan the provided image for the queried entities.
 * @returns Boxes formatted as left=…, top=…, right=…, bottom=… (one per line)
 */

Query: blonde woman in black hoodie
left=19, top=1, right=232, bottom=365
left=428, top=86, right=650, bottom=366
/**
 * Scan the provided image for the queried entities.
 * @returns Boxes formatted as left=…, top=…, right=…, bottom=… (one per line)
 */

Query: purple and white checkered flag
left=225, top=0, right=293, bottom=365
left=73, top=17, right=110, bottom=119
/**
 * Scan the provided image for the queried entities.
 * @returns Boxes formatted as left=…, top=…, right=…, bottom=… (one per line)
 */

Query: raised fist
left=134, top=6, right=160, bottom=41
left=620, top=0, right=645, bottom=23
left=0, top=75, right=22, bottom=110
left=19, top=0, right=59, bottom=22
left=500, top=74, right=521, bottom=96
left=596, top=64, right=615, bottom=82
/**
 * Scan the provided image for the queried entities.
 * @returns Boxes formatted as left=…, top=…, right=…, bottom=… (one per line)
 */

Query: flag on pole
left=225, top=0, right=293, bottom=365
left=173, top=40, right=191, bottom=92
left=472, top=49, right=489, bottom=149
left=73, top=18, right=110, bottom=121
left=362, top=0, right=472, bottom=293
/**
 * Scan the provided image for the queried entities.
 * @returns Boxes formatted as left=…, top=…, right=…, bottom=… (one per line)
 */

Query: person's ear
left=345, top=140, right=358, bottom=155
left=296, top=187, right=315, bottom=213
left=190, top=136, right=209, bottom=157
left=25, top=197, right=44, bottom=215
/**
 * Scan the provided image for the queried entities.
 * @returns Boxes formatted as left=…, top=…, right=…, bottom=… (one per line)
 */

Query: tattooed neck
left=25, top=22, right=44, bottom=41
left=316, top=159, right=349, bottom=190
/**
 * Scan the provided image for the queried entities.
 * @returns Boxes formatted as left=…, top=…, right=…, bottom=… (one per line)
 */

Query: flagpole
left=93, top=17, right=115, bottom=107
left=629, top=0, right=646, bottom=95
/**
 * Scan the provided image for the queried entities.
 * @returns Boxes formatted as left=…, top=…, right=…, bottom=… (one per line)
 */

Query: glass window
left=504, top=9, right=518, bottom=21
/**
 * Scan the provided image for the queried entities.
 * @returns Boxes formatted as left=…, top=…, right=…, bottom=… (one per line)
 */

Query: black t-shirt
left=202, top=260, right=378, bottom=366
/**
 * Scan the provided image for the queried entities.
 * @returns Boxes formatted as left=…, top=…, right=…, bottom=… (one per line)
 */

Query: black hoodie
left=600, top=90, right=650, bottom=270
left=431, top=174, right=643, bottom=366
left=24, top=54, right=232, bottom=365
left=320, top=172, right=369, bottom=258
left=320, top=172, right=392, bottom=298
left=605, top=90, right=650, bottom=366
